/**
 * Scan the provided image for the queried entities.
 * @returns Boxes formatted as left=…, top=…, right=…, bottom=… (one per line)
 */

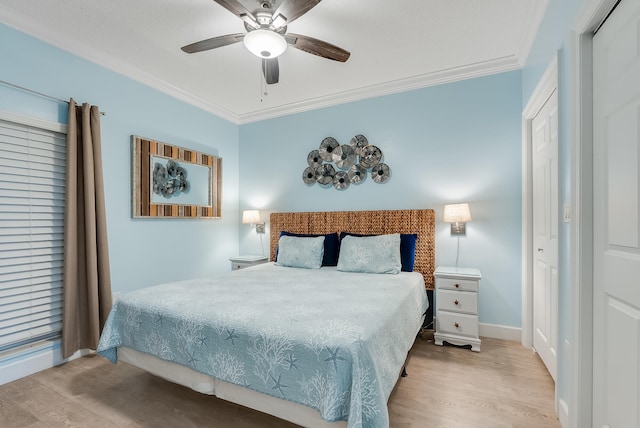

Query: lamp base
left=255, top=223, right=265, bottom=234
left=450, top=222, right=466, bottom=235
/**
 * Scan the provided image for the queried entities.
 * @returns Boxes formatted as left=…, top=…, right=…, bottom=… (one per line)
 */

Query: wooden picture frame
left=132, top=135, right=222, bottom=218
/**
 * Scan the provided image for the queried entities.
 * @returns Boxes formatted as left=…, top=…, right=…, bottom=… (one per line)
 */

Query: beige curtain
left=62, top=99, right=112, bottom=358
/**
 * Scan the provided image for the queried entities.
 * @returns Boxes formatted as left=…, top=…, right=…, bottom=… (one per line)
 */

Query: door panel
left=534, top=259, right=548, bottom=340
left=533, top=164, right=548, bottom=235
left=605, top=298, right=640, bottom=428
left=607, top=105, right=639, bottom=247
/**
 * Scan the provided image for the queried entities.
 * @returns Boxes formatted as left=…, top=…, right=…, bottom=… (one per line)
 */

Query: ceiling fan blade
left=262, top=58, right=279, bottom=85
left=285, top=33, right=350, bottom=62
left=272, top=0, right=322, bottom=25
left=213, top=0, right=257, bottom=24
left=181, top=33, right=244, bottom=54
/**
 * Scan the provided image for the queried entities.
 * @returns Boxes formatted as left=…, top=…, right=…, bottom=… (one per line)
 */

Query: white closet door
left=593, top=0, right=640, bottom=425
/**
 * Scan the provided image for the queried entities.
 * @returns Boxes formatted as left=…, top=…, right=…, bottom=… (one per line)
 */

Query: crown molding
left=237, top=55, right=522, bottom=124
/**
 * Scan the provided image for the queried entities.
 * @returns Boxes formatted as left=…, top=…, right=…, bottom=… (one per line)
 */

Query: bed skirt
left=119, top=346, right=348, bottom=428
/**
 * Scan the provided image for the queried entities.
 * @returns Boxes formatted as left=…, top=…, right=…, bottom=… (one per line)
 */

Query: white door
left=593, top=0, right=640, bottom=425
left=532, top=89, right=559, bottom=381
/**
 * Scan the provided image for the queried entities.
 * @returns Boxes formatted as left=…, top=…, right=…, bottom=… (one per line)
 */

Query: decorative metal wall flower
left=315, top=164, right=336, bottom=185
left=302, top=134, right=391, bottom=189
left=153, top=159, right=189, bottom=198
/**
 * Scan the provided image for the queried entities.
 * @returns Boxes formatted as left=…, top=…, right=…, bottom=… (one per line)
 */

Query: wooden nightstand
left=229, top=255, right=268, bottom=271
left=434, top=266, right=482, bottom=352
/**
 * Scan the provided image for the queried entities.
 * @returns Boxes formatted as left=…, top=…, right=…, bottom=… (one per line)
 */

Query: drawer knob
left=454, top=322, right=460, bottom=328
left=454, top=283, right=460, bottom=288
left=454, top=299, right=459, bottom=305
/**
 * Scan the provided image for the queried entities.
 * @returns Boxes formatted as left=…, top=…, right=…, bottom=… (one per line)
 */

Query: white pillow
left=275, top=235, right=325, bottom=269
left=337, top=234, right=402, bottom=274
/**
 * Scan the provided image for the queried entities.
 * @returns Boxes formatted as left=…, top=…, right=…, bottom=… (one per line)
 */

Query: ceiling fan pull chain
left=260, top=68, right=268, bottom=102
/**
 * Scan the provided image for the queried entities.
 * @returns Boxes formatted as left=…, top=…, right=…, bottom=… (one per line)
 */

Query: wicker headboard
left=270, top=209, right=435, bottom=289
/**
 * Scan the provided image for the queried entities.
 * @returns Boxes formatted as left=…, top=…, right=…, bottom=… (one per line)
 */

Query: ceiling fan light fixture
left=243, top=29, right=287, bottom=58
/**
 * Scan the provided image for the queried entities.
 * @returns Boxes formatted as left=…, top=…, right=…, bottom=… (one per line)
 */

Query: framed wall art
left=132, top=135, right=222, bottom=219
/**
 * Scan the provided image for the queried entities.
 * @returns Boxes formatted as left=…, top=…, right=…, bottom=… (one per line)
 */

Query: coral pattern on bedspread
left=97, top=263, right=428, bottom=428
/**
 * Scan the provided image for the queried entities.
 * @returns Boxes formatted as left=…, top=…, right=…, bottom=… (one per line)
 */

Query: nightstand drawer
left=436, top=277, right=478, bottom=292
left=436, top=311, right=479, bottom=338
left=229, top=256, right=268, bottom=270
left=232, top=262, right=251, bottom=270
left=437, top=289, right=477, bottom=314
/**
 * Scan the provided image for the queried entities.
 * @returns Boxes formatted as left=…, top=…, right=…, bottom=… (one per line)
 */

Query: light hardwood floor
left=0, top=333, right=560, bottom=427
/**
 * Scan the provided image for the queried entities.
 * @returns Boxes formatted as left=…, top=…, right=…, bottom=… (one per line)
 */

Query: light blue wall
left=239, top=71, right=523, bottom=328
left=0, top=23, right=240, bottom=294
left=523, top=0, right=586, bottom=101
left=522, top=0, right=589, bottom=415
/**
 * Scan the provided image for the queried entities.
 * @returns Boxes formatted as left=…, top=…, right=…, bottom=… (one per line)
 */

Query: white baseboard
left=479, top=322, right=522, bottom=342
left=558, top=398, right=569, bottom=427
left=0, top=340, right=90, bottom=385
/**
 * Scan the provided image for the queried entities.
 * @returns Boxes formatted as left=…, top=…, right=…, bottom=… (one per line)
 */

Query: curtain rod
left=0, top=79, right=106, bottom=116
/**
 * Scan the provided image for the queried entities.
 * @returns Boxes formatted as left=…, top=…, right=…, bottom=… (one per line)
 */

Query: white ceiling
left=0, top=0, right=548, bottom=124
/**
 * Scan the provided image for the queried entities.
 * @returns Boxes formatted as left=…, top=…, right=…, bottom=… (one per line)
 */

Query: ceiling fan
left=181, top=0, right=350, bottom=85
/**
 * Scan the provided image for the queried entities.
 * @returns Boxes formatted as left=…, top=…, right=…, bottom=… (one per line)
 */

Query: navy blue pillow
left=339, top=232, right=418, bottom=272
left=279, top=231, right=340, bottom=266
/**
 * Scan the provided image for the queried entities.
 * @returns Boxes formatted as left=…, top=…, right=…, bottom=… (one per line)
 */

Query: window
left=0, top=116, right=66, bottom=353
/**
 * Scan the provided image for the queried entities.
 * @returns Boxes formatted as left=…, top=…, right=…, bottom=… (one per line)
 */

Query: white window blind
left=0, top=117, right=66, bottom=352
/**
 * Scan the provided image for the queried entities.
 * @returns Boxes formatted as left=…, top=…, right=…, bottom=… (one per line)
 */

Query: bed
left=97, top=209, right=435, bottom=427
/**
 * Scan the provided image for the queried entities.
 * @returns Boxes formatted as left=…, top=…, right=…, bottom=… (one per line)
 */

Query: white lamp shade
left=443, top=203, right=472, bottom=223
left=242, top=210, right=261, bottom=224
left=243, top=29, right=287, bottom=59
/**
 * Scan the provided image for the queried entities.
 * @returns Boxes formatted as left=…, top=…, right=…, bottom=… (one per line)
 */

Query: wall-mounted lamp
left=242, top=210, right=265, bottom=234
left=443, top=203, right=472, bottom=235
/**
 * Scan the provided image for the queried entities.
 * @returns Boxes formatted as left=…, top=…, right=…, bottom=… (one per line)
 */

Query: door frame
left=570, top=0, right=619, bottom=426
left=521, top=53, right=558, bottom=408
